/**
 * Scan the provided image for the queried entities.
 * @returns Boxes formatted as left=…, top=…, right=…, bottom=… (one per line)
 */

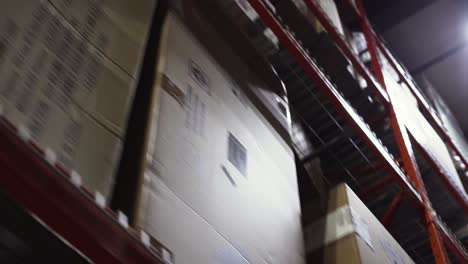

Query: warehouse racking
left=243, top=0, right=468, bottom=263
left=0, top=0, right=467, bottom=263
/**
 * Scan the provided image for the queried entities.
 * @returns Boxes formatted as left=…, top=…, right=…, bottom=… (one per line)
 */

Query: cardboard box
left=0, top=93, right=120, bottom=198
left=138, top=13, right=305, bottom=264
left=141, top=176, right=252, bottom=264
left=217, top=0, right=279, bottom=53
left=0, top=0, right=142, bottom=136
left=0, top=0, right=152, bottom=197
left=174, top=0, right=292, bottom=143
left=291, top=0, right=344, bottom=35
left=304, top=184, right=415, bottom=264
left=49, top=0, right=155, bottom=76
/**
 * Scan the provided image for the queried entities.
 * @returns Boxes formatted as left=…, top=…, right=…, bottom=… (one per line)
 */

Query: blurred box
left=137, top=12, right=305, bottom=264
left=49, top=0, right=155, bottom=76
left=1, top=93, right=120, bottom=197
left=304, top=183, right=415, bottom=264
left=0, top=0, right=154, bottom=197
left=217, top=0, right=279, bottom=54
left=291, top=0, right=344, bottom=35
left=175, top=0, right=292, bottom=142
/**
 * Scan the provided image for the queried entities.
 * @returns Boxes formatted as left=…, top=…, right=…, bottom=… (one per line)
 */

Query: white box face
left=140, top=14, right=305, bottom=264
left=0, top=90, right=120, bottom=198
left=345, top=185, right=415, bottom=264
left=304, top=184, right=415, bottom=264
left=142, top=177, right=252, bottom=264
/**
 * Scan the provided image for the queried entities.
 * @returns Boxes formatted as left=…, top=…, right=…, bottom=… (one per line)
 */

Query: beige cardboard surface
left=140, top=13, right=305, bottom=264
left=292, top=0, right=344, bottom=35
left=49, top=0, right=155, bottom=76
left=0, top=93, right=120, bottom=198
left=0, top=0, right=137, bottom=136
left=0, top=0, right=149, bottom=198
left=305, top=184, right=415, bottom=264
left=308, top=235, right=361, bottom=264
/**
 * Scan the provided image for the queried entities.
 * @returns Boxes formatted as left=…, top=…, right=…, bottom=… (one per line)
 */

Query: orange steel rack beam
left=0, top=1, right=172, bottom=262
left=0, top=116, right=167, bottom=264
left=245, top=0, right=422, bottom=206
left=352, top=0, right=468, bottom=210
left=303, top=0, right=468, bottom=217
left=344, top=0, right=468, bottom=214
left=352, top=0, right=448, bottom=262
left=375, top=31, right=468, bottom=169
left=246, top=0, right=468, bottom=263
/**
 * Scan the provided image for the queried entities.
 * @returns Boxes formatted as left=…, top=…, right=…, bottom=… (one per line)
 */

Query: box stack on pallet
left=199, top=0, right=468, bottom=263
left=133, top=12, right=304, bottom=264
left=0, top=0, right=155, bottom=199
left=304, top=184, right=415, bottom=263
left=0, top=0, right=467, bottom=263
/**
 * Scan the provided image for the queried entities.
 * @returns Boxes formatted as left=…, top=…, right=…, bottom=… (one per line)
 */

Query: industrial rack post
left=0, top=1, right=171, bottom=262
left=343, top=0, right=468, bottom=214
left=246, top=0, right=468, bottom=263
left=340, top=0, right=468, bottom=168
left=354, top=0, right=448, bottom=262
left=0, top=116, right=166, bottom=264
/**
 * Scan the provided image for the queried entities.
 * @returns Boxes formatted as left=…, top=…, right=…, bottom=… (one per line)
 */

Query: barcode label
left=228, top=133, right=247, bottom=177
left=185, top=85, right=206, bottom=137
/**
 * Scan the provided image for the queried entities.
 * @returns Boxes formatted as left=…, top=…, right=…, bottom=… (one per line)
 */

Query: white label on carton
left=184, top=85, right=206, bottom=138
left=306, top=205, right=374, bottom=252
left=18, top=125, right=31, bottom=141
left=117, top=211, right=129, bottom=229
left=305, top=206, right=355, bottom=252
left=94, top=191, right=106, bottom=209
left=70, top=171, right=82, bottom=188
left=140, top=230, right=151, bottom=248
left=350, top=207, right=373, bottom=250
left=44, top=148, right=57, bottom=165
left=235, top=0, right=259, bottom=21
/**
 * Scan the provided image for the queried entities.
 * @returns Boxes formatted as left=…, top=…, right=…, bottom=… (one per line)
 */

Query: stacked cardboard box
left=175, top=0, right=292, bottom=143
left=137, top=12, right=305, bottom=264
left=304, top=183, right=415, bottom=264
left=0, top=0, right=154, bottom=198
left=291, top=0, right=345, bottom=35
left=217, top=0, right=279, bottom=54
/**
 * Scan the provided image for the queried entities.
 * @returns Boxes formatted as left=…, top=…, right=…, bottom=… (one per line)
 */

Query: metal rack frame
left=246, top=0, right=468, bottom=263
left=0, top=116, right=166, bottom=264
left=0, top=0, right=465, bottom=262
left=345, top=0, right=468, bottom=169
left=341, top=0, right=468, bottom=213
left=0, top=0, right=171, bottom=262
